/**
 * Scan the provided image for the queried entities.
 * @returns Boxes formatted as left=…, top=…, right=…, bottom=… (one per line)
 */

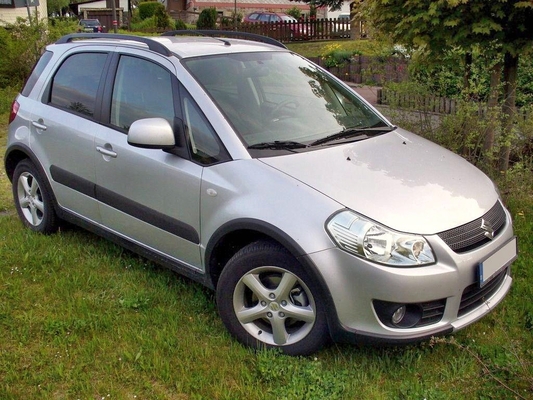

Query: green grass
left=1, top=88, right=532, bottom=398
left=286, top=39, right=393, bottom=58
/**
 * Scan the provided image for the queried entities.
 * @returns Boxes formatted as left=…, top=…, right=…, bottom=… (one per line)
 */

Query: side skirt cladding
left=50, top=165, right=200, bottom=244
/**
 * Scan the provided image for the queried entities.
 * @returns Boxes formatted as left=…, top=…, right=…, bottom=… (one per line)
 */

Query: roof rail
left=55, top=33, right=172, bottom=57
left=161, top=30, right=288, bottom=50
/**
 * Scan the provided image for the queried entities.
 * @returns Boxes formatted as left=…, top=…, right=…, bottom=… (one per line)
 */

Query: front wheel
left=217, top=241, right=329, bottom=356
left=12, top=159, right=58, bottom=234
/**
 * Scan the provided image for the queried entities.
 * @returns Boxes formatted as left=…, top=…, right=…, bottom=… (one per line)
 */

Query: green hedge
left=138, top=1, right=165, bottom=20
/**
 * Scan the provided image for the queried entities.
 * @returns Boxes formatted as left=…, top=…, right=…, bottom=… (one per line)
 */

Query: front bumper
left=305, top=216, right=515, bottom=344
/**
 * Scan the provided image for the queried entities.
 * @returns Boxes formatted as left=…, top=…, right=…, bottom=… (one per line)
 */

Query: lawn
left=1, top=83, right=532, bottom=398
left=286, top=39, right=393, bottom=58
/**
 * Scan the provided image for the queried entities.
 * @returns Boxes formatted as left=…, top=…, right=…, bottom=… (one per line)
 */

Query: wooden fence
left=221, top=18, right=352, bottom=42
left=377, top=88, right=531, bottom=120
left=377, top=89, right=457, bottom=114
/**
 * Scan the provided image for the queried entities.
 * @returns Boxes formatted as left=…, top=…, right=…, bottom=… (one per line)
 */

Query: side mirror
left=128, top=118, right=176, bottom=149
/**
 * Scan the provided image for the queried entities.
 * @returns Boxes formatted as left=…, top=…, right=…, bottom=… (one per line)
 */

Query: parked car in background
left=78, top=19, right=102, bottom=33
left=5, top=31, right=517, bottom=356
left=334, top=13, right=351, bottom=38
left=243, top=11, right=308, bottom=39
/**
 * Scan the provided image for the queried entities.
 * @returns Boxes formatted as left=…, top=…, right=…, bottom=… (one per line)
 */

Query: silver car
left=4, top=32, right=517, bottom=356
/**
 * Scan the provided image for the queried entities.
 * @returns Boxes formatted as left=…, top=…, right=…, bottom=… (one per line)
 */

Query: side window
left=22, top=50, right=53, bottom=97
left=110, top=55, right=174, bottom=131
left=50, top=52, right=107, bottom=117
left=181, top=91, right=230, bottom=165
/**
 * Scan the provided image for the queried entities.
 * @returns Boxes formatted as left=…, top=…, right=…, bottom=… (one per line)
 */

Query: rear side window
left=21, top=50, right=53, bottom=97
left=50, top=52, right=107, bottom=118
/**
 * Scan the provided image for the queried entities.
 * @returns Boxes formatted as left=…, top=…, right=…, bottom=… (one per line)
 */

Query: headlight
left=326, top=211, right=435, bottom=266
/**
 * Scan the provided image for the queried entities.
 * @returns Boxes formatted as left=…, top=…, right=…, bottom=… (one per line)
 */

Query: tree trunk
left=483, top=62, right=502, bottom=153
left=463, top=52, right=472, bottom=98
left=499, top=52, right=518, bottom=172
left=350, top=1, right=361, bottom=39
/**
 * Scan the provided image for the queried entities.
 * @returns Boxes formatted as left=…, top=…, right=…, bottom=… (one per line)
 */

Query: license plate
left=478, top=237, right=517, bottom=288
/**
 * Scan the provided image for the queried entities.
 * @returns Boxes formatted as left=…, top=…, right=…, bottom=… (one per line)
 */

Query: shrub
left=153, top=6, right=173, bottom=30
left=130, top=16, right=158, bottom=31
left=320, top=44, right=361, bottom=68
left=175, top=19, right=187, bottom=30
left=0, top=17, right=49, bottom=88
left=196, top=8, right=217, bottom=29
left=138, top=1, right=164, bottom=20
left=287, top=7, right=302, bottom=20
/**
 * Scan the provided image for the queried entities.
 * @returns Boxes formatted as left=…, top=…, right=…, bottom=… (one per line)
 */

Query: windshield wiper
left=310, top=126, right=397, bottom=147
left=248, top=140, right=308, bottom=151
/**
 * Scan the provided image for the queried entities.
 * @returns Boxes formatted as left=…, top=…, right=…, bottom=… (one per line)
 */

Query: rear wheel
left=217, top=241, right=329, bottom=356
left=12, top=159, right=58, bottom=234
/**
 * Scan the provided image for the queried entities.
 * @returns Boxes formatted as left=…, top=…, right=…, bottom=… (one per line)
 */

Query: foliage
left=287, top=7, right=302, bottom=20
left=360, top=0, right=533, bottom=170
left=320, top=43, right=361, bottom=68
left=130, top=10, right=173, bottom=32
left=153, top=5, right=173, bottom=30
left=196, top=7, right=217, bottom=30
left=0, top=16, right=76, bottom=89
left=407, top=49, right=533, bottom=107
left=130, top=16, right=158, bottom=32
left=138, top=1, right=164, bottom=21
left=174, top=19, right=187, bottom=30
left=47, top=0, right=70, bottom=16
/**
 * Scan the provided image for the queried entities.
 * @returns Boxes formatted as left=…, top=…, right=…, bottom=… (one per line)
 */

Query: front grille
left=438, top=201, right=506, bottom=253
left=458, top=268, right=508, bottom=317
left=418, top=299, right=447, bottom=327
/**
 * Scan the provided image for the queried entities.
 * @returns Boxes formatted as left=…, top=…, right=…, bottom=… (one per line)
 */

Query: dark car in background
left=78, top=19, right=103, bottom=33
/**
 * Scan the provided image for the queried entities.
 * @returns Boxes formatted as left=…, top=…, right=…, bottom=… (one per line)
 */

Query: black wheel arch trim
left=5, top=144, right=61, bottom=210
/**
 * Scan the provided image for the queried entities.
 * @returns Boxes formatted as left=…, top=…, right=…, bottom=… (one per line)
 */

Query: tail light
left=9, top=100, right=19, bottom=124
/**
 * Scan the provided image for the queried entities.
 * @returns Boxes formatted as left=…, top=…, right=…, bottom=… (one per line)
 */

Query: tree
left=359, top=0, right=533, bottom=171
left=196, top=8, right=217, bottom=29
left=47, top=0, right=70, bottom=16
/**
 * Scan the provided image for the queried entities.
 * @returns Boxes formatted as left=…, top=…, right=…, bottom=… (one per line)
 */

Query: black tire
left=216, top=240, right=329, bottom=356
left=12, top=159, right=58, bottom=234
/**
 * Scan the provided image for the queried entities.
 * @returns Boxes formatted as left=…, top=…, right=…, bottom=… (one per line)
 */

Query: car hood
left=259, top=129, right=498, bottom=234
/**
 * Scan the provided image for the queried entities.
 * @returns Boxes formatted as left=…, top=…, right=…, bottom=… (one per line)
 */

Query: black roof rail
left=55, top=33, right=172, bottom=57
left=161, top=30, right=288, bottom=49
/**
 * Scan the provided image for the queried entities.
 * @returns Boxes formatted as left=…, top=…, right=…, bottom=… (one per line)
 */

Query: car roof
left=153, top=36, right=284, bottom=57
left=54, top=33, right=288, bottom=59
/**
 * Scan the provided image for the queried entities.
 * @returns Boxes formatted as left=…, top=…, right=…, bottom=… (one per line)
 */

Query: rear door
left=29, top=50, right=110, bottom=223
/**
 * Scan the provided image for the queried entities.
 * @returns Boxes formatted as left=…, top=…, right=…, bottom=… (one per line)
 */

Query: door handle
left=96, top=146, right=118, bottom=158
left=32, top=120, right=47, bottom=131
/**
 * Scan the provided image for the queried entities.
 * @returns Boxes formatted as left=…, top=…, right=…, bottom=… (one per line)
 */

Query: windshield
left=184, top=52, right=389, bottom=149
left=81, top=20, right=99, bottom=26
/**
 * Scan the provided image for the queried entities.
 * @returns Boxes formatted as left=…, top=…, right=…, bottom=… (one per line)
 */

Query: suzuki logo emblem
left=481, top=219, right=495, bottom=240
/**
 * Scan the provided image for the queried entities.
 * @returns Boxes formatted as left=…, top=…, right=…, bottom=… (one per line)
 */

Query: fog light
left=373, top=300, right=425, bottom=328
left=391, top=305, right=406, bottom=325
